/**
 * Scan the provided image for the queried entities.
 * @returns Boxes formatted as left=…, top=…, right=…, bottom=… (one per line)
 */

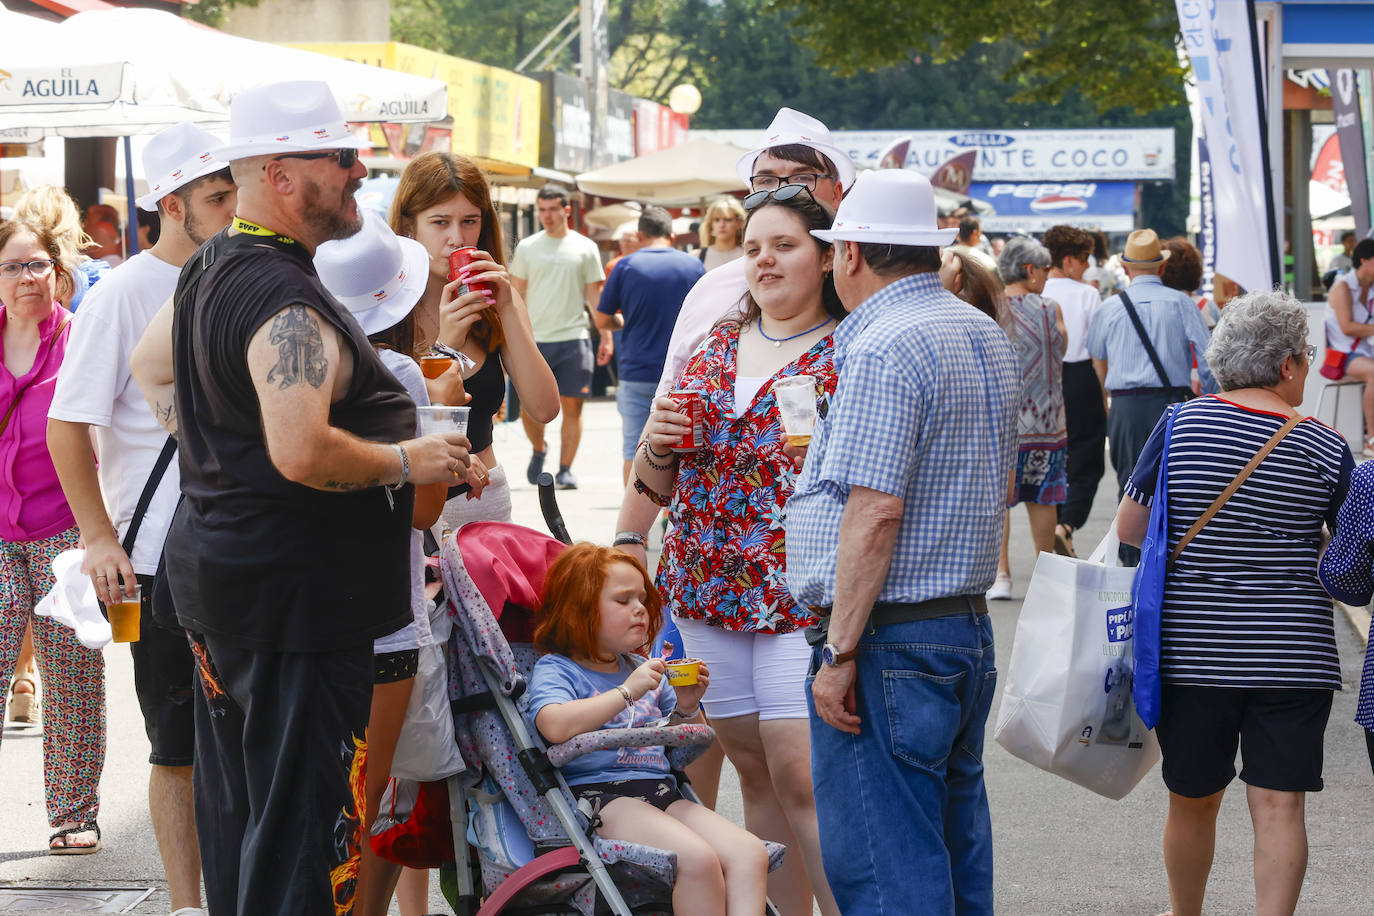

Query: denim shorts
left=537, top=338, right=593, bottom=399
left=127, top=573, right=196, bottom=767
left=615, top=378, right=659, bottom=460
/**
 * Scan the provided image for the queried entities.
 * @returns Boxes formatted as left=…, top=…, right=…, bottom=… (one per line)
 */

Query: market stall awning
left=0, top=5, right=446, bottom=137
left=576, top=138, right=748, bottom=204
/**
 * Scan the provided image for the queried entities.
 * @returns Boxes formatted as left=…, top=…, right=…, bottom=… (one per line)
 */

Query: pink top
left=0, top=303, right=75, bottom=541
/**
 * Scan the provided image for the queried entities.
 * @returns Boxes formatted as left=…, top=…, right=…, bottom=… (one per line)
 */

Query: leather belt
left=1107, top=386, right=1169, bottom=397
left=809, top=595, right=988, bottom=629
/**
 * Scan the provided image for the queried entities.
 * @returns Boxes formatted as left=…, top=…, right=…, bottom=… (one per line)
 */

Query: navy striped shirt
left=1124, top=397, right=1353, bottom=689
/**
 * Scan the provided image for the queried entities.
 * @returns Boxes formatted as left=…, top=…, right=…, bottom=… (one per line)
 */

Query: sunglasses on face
left=0, top=259, right=56, bottom=280
left=743, top=183, right=817, bottom=211
left=749, top=172, right=833, bottom=193
left=269, top=147, right=360, bottom=170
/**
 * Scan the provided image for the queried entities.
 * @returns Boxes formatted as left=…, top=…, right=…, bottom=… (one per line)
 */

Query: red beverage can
left=447, top=247, right=490, bottom=296
left=669, top=390, right=704, bottom=452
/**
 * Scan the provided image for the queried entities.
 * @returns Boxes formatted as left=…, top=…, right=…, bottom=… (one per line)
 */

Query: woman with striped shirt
left=1116, top=291, right=1351, bottom=916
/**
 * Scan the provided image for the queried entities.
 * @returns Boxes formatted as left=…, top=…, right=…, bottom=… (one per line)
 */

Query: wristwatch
left=821, top=643, right=857, bottom=667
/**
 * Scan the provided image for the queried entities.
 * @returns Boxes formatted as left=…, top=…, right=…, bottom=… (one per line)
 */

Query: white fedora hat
left=735, top=107, right=857, bottom=189
left=811, top=170, right=958, bottom=247
left=135, top=122, right=228, bottom=212
left=212, top=80, right=369, bottom=163
left=314, top=210, right=428, bottom=337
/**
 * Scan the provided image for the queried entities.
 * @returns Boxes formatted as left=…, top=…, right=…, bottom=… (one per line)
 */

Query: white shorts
left=674, top=616, right=812, bottom=720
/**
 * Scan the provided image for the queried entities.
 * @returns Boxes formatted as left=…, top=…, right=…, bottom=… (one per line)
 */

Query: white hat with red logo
left=135, top=122, right=229, bottom=211
left=811, top=169, right=957, bottom=247
left=735, top=107, right=856, bottom=189
left=314, top=209, right=428, bottom=336
left=212, top=80, right=369, bottom=163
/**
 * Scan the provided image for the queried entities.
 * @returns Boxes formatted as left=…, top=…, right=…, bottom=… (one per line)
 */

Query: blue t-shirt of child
left=524, top=653, right=677, bottom=786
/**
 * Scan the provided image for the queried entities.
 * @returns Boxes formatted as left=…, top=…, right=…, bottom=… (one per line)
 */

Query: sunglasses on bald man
left=268, top=147, right=360, bottom=170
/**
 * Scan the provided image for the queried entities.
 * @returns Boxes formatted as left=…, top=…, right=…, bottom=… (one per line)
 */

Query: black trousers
left=1059, top=359, right=1108, bottom=531
left=1107, top=388, right=1185, bottom=566
left=189, top=631, right=373, bottom=916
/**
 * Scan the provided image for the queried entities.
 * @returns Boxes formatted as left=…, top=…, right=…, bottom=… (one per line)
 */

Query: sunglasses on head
left=269, top=147, right=359, bottom=170
left=743, top=183, right=816, bottom=211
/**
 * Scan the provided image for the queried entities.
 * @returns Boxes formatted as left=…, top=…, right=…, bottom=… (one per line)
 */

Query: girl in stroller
left=525, top=544, right=769, bottom=915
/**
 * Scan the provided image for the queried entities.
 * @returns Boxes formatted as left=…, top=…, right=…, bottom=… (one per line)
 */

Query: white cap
left=315, top=210, right=428, bottom=336
left=735, top=107, right=856, bottom=189
left=811, top=170, right=957, bottom=247
left=212, top=80, right=369, bottom=162
left=135, top=122, right=228, bottom=212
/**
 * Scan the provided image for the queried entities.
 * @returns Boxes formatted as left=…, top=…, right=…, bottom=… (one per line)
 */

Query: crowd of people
left=1, top=80, right=1373, bottom=916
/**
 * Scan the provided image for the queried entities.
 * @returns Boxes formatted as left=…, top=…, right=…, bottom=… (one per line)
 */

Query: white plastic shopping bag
left=390, top=642, right=466, bottom=781
left=992, top=528, right=1160, bottom=800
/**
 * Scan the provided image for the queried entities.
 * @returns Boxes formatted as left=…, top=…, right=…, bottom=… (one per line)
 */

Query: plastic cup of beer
left=419, top=355, right=453, bottom=379
left=417, top=405, right=471, bottom=437
left=772, top=375, right=818, bottom=447
left=107, top=583, right=142, bottom=644
left=666, top=658, right=701, bottom=687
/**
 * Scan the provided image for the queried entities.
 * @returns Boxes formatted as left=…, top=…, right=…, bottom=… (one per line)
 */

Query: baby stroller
left=433, top=490, right=785, bottom=914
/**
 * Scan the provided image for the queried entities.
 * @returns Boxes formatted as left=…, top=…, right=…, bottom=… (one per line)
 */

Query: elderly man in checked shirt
left=784, top=170, right=1019, bottom=914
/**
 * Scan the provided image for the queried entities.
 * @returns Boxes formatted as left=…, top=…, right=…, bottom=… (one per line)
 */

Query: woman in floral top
left=634, top=188, right=841, bottom=916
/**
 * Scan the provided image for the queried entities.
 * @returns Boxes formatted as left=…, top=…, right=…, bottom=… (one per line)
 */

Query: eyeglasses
left=269, top=148, right=359, bottom=170
left=0, top=259, right=56, bottom=280
left=750, top=172, right=834, bottom=193
left=1301, top=344, right=1316, bottom=363
left=743, top=183, right=817, bottom=211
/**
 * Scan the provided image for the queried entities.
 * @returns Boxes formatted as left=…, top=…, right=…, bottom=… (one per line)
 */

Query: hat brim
left=736, top=139, right=857, bottom=190
left=211, top=131, right=370, bottom=164
left=135, top=156, right=230, bottom=212
left=811, top=227, right=958, bottom=247
left=1120, top=250, right=1171, bottom=264
left=337, top=235, right=430, bottom=337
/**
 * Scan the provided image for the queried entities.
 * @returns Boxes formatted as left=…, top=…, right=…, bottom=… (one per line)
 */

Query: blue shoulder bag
left=1131, top=407, right=1302, bottom=728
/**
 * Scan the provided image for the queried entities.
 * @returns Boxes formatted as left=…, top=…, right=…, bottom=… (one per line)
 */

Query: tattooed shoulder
left=266, top=304, right=329, bottom=390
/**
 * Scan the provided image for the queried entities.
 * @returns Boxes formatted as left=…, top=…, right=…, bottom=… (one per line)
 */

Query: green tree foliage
left=388, top=0, right=1189, bottom=234
left=184, top=0, right=261, bottom=28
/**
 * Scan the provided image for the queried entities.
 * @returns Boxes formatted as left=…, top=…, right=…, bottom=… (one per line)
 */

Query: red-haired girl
left=526, top=543, right=768, bottom=916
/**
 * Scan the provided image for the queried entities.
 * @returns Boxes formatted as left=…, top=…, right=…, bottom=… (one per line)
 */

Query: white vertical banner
left=1176, top=0, right=1276, bottom=293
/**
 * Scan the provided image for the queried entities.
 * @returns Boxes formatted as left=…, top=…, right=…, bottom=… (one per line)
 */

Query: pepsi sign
left=970, top=181, right=1137, bottom=232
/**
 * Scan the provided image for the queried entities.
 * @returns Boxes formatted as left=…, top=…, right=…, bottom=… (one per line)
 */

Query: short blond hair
left=13, top=185, right=91, bottom=272
left=700, top=196, right=746, bottom=247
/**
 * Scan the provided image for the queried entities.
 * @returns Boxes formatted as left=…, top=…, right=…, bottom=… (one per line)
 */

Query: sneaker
left=555, top=467, right=578, bottom=490
left=526, top=450, right=546, bottom=485
left=987, top=574, right=1013, bottom=601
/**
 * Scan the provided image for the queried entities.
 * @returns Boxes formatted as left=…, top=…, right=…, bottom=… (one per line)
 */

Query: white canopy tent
left=576, top=138, right=749, bottom=204
left=0, top=4, right=446, bottom=138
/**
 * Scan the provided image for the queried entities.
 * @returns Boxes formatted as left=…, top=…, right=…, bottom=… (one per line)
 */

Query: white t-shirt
left=655, top=256, right=750, bottom=398
left=1042, top=276, right=1103, bottom=363
left=374, top=348, right=439, bottom=653
left=48, top=250, right=181, bottom=576
left=735, top=375, right=769, bottom=417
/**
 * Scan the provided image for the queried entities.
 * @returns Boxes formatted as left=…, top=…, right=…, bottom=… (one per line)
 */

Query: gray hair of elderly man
left=997, top=236, right=1051, bottom=284
left=1203, top=290, right=1310, bottom=391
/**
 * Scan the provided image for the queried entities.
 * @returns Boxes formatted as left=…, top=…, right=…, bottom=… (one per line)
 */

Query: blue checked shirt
left=1085, top=275, right=1218, bottom=393
left=785, top=272, right=1020, bottom=607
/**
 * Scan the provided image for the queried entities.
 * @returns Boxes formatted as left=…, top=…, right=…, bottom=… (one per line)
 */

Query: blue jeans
left=807, top=610, right=997, bottom=915
left=615, top=378, right=659, bottom=460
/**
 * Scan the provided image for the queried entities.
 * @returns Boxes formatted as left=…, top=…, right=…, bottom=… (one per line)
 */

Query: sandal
left=8, top=676, right=37, bottom=724
left=1053, top=524, right=1077, bottom=558
left=49, top=820, right=101, bottom=856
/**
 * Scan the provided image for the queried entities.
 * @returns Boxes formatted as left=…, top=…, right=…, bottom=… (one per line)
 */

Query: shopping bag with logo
left=993, top=526, right=1160, bottom=800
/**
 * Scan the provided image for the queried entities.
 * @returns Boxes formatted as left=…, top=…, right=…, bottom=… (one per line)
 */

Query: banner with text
left=969, top=182, right=1137, bottom=233
left=1175, top=0, right=1275, bottom=294
left=1330, top=69, right=1371, bottom=240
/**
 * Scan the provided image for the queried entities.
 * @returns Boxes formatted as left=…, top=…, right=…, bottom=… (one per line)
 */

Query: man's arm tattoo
left=154, top=399, right=178, bottom=436
left=323, top=478, right=381, bottom=492
left=266, top=305, right=329, bottom=389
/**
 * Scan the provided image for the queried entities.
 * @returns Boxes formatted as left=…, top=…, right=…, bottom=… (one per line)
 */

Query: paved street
left=3, top=398, right=1371, bottom=914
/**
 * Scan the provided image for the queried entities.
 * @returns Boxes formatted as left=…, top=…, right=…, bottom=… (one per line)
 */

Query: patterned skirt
left=1012, top=445, right=1068, bottom=506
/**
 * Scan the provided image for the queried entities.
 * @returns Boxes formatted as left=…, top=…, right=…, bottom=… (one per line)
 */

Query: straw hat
left=1120, top=228, right=1171, bottom=265
left=735, top=107, right=856, bottom=189
left=810, top=170, right=957, bottom=247
left=135, top=122, right=228, bottom=212
left=213, top=80, right=368, bottom=162
left=314, top=210, right=428, bottom=336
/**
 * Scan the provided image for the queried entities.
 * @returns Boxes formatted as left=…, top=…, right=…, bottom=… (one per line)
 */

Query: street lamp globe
left=668, top=84, right=702, bottom=115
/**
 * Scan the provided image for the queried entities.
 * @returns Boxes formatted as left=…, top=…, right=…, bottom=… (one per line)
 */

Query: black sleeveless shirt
left=464, top=352, right=506, bottom=454
left=166, top=226, right=415, bottom=653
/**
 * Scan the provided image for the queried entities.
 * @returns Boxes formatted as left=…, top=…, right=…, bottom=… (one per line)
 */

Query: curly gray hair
left=997, top=236, right=1051, bottom=284
left=1203, top=290, right=1310, bottom=390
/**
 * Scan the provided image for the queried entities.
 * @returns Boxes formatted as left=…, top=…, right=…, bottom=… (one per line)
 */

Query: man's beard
left=183, top=204, right=211, bottom=248
left=301, top=176, right=363, bottom=242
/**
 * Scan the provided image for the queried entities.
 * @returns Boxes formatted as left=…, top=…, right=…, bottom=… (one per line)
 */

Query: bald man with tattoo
left=130, top=86, right=472, bottom=916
